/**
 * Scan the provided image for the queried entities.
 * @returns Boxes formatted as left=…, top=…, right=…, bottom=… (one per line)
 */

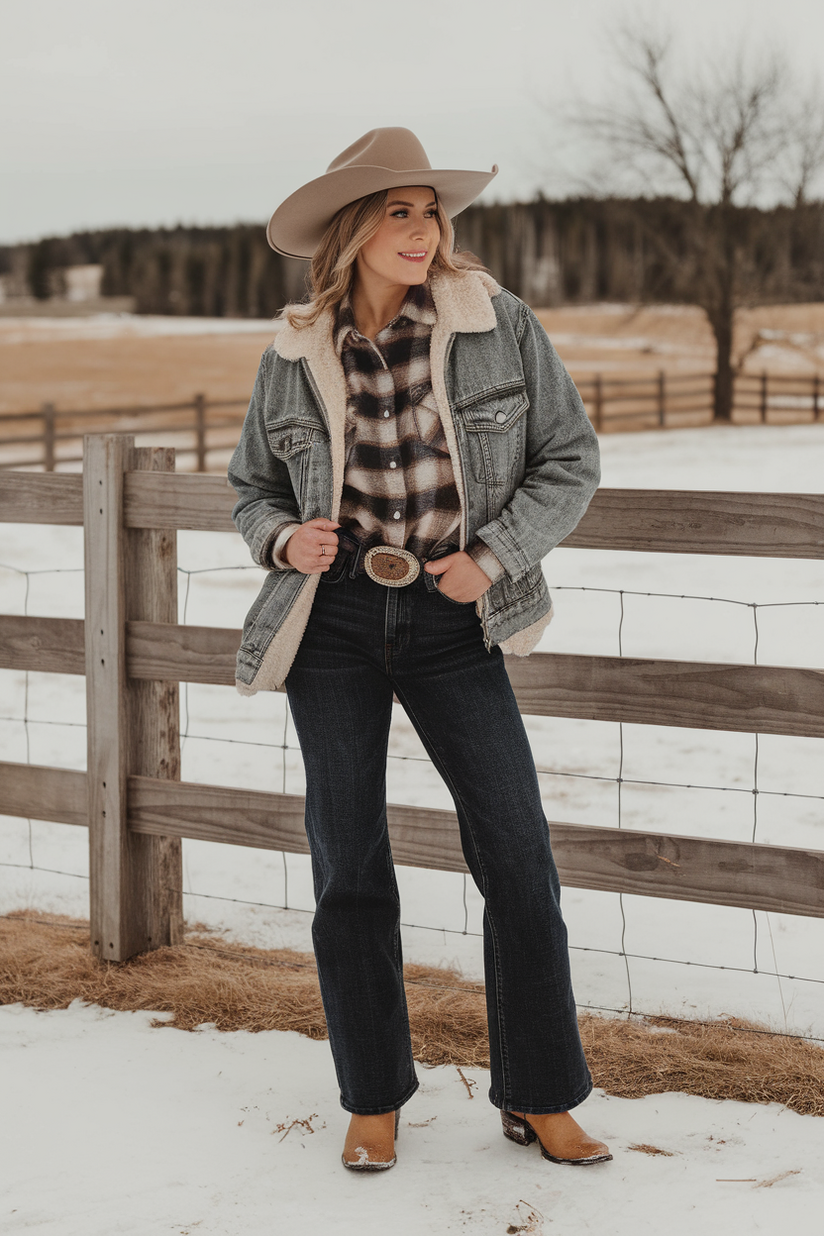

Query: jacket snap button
left=495, top=411, right=507, bottom=424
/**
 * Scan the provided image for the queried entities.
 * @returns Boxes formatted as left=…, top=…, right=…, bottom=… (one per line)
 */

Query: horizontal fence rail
left=4, top=471, right=824, bottom=557
left=3, top=614, right=824, bottom=738
left=1, top=444, right=823, bottom=960
left=0, top=394, right=247, bottom=472
left=2, top=762, right=823, bottom=920
left=1, top=367, right=820, bottom=472
left=574, top=369, right=823, bottom=432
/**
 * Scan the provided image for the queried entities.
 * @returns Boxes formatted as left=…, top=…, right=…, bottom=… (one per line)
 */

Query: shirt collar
left=334, top=280, right=436, bottom=355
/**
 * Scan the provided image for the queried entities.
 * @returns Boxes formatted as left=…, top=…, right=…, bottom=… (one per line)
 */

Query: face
left=355, top=186, right=441, bottom=291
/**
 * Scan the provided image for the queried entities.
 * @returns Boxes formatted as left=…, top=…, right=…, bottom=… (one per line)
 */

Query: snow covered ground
left=0, top=313, right=282, bottom=345
left=2, top=1000, right=823, bottom=1236
left=1, top=423, right=823, bottom=1232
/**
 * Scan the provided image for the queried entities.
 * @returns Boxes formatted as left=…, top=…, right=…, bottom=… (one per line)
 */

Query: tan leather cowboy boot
left=341, top=1110, right=400, bottom=1171
left=501, top=1109, right=612, bottom=1165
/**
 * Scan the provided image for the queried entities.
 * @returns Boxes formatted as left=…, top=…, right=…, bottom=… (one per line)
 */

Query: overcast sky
left=3, top=0, right=824, bottom=244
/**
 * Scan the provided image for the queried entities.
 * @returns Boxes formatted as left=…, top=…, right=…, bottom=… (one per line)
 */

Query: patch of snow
left=0, top=315, right=281, bottom=346
left=1, top=1003, right=822, bottom=1235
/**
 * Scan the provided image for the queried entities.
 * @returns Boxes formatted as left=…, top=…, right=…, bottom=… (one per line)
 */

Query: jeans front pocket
left=433, top=577, right=476, bottom=605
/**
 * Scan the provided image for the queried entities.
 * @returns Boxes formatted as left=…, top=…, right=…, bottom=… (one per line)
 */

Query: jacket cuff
left=261, top=522, right=301, bottom=569
left=470, top=521, right=531, bottom=581
left=466, top=539, right=505, bottom=583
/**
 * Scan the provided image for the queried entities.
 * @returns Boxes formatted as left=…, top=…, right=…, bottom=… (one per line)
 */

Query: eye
left=391, top=209, right=409, bottom=218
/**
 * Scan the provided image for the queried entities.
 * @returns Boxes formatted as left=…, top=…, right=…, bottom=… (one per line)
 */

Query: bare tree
left=573, top=23, right=824, bottom=420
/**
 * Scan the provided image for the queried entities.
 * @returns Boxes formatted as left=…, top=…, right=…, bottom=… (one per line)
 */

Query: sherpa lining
left=498, top=602, right=554, bottom=657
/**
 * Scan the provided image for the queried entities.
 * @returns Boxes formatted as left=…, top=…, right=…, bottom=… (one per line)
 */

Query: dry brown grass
left=0, top=329, right=274, bottom=414
left=3, top=912, right=823, bottom=1117
left=2, top=301, right=823, bottom=414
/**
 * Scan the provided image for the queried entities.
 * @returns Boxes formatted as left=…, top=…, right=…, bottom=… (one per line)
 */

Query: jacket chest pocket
left=266, top=420, right=326, bottom=460
left=458, top=389, right=528, bottom=487
left=265, top=419, right=329, bottom=515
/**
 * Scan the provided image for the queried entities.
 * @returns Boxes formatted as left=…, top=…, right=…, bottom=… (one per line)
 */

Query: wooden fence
left=1, top=369, right=821, bottom=472
left=0, top=395, right=247, bottom=473
left=575, top=369, right=823, bottom=433
left=1, top=436, right=824, bottom=963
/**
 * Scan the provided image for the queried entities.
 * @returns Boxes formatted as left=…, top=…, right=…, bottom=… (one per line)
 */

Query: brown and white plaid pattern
left=335, top=281, right=460, bottom=560
left=335, top=282, right=502, bottom=582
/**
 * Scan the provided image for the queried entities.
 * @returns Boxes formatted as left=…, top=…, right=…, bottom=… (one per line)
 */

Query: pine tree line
left=2, top=197, right=823, bottom=315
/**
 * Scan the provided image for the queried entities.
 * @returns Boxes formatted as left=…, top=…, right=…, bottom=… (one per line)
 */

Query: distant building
left=65, top=265, right=104, bottom=301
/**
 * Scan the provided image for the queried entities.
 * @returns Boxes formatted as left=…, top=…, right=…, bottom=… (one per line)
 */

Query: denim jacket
left=228, top=270, right=600, bottom=694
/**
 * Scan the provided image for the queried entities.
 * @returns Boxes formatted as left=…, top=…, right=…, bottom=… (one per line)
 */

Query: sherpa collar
left=274, top=269, right=500, bottom=363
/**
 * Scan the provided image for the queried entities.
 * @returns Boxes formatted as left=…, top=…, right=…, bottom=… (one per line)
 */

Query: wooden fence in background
left=0, top=396, right=247, bottom=473
left=1, top=368, right=820, bottom=472
left=1, top=435, right=823, bottom=961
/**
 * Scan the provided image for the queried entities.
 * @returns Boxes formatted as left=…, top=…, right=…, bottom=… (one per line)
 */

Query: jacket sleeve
left=227, top=350, right=302, bottom=569
left=472, top=304, right=600, bottom=582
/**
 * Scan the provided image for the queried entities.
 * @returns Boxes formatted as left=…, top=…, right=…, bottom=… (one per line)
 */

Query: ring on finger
left=320, top=544, right=326, bottom=556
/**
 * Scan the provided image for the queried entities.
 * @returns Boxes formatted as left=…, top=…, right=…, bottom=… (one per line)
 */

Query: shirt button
left=389, top=461, right=397, bottom=469
left=495, top=411, right=507, bottom=424
left=392, top=511, right=401, bottom=520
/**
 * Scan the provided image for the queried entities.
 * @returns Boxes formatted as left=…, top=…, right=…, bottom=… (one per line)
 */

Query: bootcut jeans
left=284, top=548, right=592, bottom=1117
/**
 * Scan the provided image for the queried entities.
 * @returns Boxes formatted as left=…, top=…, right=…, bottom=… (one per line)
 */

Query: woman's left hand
left=424, top=552, right=492, bottom=603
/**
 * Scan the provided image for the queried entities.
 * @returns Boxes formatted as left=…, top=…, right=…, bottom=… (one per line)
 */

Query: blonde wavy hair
left=282, top=189, right=486, bottom=329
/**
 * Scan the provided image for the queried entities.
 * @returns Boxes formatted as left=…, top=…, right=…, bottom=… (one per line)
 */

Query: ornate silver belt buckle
left=364, top=545, right=420, bottom=587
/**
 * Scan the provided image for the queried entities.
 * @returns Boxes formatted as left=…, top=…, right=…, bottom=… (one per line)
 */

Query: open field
left=2, top=302, right=824, bottom=415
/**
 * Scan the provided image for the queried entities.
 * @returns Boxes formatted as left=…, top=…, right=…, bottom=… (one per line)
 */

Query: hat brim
left=266, top=164, right=498, bottom=259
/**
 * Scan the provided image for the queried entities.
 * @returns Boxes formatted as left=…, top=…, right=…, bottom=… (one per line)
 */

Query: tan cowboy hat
left=266, top=127, right=498, bottom=259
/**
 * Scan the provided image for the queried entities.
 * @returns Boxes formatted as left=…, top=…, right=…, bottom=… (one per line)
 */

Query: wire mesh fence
left=3, top=540, right=822, bottom=1042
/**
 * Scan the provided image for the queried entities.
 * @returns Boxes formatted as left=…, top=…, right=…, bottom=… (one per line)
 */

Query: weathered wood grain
left=3, top=761, right=821, bottom=917
left=129, top=776, right=309, bottom=855
left=549, top=823, right=824, bottom=917
left=3, top=609, right=820, bottom=739
left=124, top=472, right=235, bottom=532
left=121, top=479, right=824, bottom=557
left=0, top=614, right=84, bottom=675
left=5, top=467, right=823, bottom=560
left=125, top=446, right=183, bottom=948
left=0, top=472, right=84, bottom=525
left=127, top=621, right=240, bottom=686
left=127, top=775, right=824, bottom=918
left=0, top=762, right=88, bottom=828
left=505, top=653, right=824, bottom=738
left=561, top=489, right=824, bottom=558
left=85, top=434, right=136, bottom=959
left=125, top=625, right=824, bottom=739
left=86, top=440, right=184, bottom=958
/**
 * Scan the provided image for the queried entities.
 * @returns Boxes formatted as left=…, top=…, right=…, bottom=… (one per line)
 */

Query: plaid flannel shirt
left=336, top=282, right=503, bottom=579
left=271, top=282, right=502, bottom=580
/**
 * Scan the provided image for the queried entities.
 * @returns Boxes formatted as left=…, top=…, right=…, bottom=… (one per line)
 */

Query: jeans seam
left=392, top=684, right=512, bottom=1103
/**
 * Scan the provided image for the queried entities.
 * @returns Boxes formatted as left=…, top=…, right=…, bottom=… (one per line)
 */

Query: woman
left=229, top=128, right=610, bottom=1172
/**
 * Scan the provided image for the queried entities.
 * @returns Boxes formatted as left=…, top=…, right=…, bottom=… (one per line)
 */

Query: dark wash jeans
left=284, top=552, right=592, bottom=1117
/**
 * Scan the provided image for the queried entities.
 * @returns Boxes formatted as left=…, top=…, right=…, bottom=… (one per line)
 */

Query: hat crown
left=326, top=127, right=433, bottom=175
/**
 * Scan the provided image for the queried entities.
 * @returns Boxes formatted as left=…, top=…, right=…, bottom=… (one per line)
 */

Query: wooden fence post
left=594, top=374, right=603, bottom=433
left=84, top=434, right=183, bottom=961
left=657, top=370, right=666, bottom=427
left=760, top=370, right=768, bottom=423
left=43, top=403, right=55, bottom=472
left=194, top=393, right=207, bottom=472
